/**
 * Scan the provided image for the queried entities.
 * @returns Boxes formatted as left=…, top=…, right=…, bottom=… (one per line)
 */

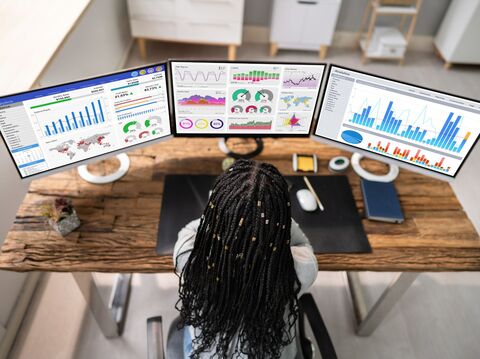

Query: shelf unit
left=357, top=0, right=423, bottom=64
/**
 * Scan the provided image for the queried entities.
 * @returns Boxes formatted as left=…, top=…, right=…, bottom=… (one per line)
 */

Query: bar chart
left=232, top=70, right=280, bottom=83
left=367, top=141, right=451, bottom=173
left=41, top=99, right=106, bottom=137
left=348, top=100, right=472, bottom=154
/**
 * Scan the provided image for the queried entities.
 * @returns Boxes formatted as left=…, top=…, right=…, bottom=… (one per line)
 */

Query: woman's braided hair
left=177, top=159, right=301, bottom=358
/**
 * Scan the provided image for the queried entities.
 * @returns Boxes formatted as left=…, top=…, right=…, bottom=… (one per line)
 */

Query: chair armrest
left=299, top=293, right=337, bottom=359
left=147, top=316, right=165, bottom=359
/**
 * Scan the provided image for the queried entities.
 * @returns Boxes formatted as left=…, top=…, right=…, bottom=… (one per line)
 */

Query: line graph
left=174, top=63, right=227, bottom=88
left=282, top=68, right=323, bottom=89
left=347, top=97, right=474, bottom=154
left=176, top=70, right=226, bottom=83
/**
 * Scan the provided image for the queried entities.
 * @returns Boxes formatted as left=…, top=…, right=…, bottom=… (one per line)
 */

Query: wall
left=0, top=0, right=131, bottom=356
left=39, top=0, right=132, bottom=87
left=0, top=0, right=132, bottom=247
left=244, top=0, right=451, bottom=35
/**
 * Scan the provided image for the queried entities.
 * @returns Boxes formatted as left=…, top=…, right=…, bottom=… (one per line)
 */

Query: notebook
left=361, top=179, right=404, bottom=223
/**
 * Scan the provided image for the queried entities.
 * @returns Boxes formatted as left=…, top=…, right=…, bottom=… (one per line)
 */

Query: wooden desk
left=1, top=138, right=478, bottom=272
left=1, top=138, right=478, bottom=336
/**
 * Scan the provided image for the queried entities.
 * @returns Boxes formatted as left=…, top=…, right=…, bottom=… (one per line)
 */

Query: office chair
left=147, top=293, right=337, bottom=359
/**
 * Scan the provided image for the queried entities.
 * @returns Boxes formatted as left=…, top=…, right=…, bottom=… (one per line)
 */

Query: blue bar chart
left=348, top=100, right=472, bottom=154
left=44, top=100, right=105, bottom=137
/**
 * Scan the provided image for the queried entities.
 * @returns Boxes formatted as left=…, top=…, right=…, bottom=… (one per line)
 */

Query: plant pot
left=49, top=210, right=81, bottom=237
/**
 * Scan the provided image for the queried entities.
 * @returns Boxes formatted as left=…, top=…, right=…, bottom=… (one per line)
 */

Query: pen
left=303, top=176, right=325, bottom=211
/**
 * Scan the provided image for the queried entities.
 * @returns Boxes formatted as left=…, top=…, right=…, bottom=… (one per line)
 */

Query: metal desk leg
left=346, top=272, right=419, bottom=336
left=72, top=273, right=132, bottom=338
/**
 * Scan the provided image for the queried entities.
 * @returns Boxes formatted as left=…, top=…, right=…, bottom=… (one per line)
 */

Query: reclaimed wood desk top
left=0, top=138, right=479, bottom=272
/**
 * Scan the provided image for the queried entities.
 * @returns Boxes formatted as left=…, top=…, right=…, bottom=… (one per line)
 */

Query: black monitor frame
left=312, top=64, right=480, bottom=179
left=168, top=60, right=327, bottom=138
left=0, top=62, right=172, bottom=180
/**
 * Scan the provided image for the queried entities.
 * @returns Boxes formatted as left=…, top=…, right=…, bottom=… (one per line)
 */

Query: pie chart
left=341, top=130, right=363, bottom=144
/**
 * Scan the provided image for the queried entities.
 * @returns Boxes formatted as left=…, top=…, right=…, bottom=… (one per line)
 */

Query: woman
left=174, top=159, right=318, bottom=358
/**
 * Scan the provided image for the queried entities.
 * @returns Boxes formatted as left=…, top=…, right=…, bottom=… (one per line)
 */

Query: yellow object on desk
left=293, top=154, right=318, bottom=172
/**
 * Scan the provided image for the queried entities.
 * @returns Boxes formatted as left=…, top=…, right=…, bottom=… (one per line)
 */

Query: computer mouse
left=296, top=189, right=317, bottom=212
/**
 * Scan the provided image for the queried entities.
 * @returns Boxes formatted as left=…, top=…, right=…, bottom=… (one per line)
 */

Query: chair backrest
left=163, top=293, right=336, bottom=359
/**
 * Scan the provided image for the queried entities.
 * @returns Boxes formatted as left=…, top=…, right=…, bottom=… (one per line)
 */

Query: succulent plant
left=42, top=198, right=75, bottom=223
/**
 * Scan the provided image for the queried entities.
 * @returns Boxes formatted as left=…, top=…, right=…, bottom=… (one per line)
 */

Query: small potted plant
left=42, top=198, right=81, bottom=237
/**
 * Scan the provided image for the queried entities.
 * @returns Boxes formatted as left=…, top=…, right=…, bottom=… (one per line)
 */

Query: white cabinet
left=434, top=0, right=480, bottom=69
left=270, top=0, right=342, bottom=59
left=127, top=0, right=245, bottom=60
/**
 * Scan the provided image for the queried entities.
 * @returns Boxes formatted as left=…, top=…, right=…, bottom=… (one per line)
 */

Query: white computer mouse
left=296, top=189, right=317, bottom=212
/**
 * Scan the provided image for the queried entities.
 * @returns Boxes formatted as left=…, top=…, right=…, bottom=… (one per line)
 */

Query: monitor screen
left=314, top=65, right=480, bottom=178
left=0, top=63, right=171, bottom=179
left=170, top=61, right=325, bottom=136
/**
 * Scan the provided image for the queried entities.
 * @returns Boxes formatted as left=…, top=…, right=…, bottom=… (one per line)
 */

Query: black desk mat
left=156, top=175, right=371, bottom=255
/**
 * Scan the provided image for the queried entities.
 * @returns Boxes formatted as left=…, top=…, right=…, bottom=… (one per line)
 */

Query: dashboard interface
left=171, top=61, right=325, bottom=135
left=315, top=66, right=480, bottom=177
left=0, top=64, right=170, bottom=178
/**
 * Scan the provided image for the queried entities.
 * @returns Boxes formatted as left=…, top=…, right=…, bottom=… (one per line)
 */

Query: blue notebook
left=361, top=179, right=404, bottom=223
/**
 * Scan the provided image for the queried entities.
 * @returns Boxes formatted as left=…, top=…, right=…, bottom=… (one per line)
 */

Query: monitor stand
left=77, top=153, right=130, bottom=184
left=218, top=137, right=264, bottom=159
left=351, top=152, right=399, bottom=183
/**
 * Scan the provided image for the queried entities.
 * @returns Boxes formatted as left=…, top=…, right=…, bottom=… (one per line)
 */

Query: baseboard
left=243, top=25, right=434, bottom=53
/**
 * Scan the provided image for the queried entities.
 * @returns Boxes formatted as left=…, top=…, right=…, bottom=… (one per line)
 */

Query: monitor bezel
left=168, top=60, right=327, bottom=138
left=312, top=64, right=480, bottom=181
left=0, top=62, right=173, bottom=181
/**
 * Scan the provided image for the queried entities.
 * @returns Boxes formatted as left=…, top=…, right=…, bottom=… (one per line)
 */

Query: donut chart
left=210, top=119, right=224, bottom=129
left=255, top=89, right=274, bottom=102
left=260, top=105, right=272, bottom=114
left=232, top=89, right=251, bottom=101
left=139, top=131, right=150, bottom=139
left=145, top=116, right=162, bottom=128
left=231, top=105, right=243, bottom=113
left=123, top=121, right=142, bottom=133
left=179, top=118, right=193, bottom=129
left=245, top=105, right=258, bottom=113
left=195, top=119, right=209, bottom=129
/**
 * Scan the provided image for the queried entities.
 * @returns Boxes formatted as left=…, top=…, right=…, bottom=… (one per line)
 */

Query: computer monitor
left=169, top=61, right=326, bottom=137
left=314, top=65, right=480, bottom=181
left=0, top=63, right=171, bottom=180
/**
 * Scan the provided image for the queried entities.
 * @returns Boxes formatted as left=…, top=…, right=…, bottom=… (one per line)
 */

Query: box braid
left=176, top=159, right=301, bottom=358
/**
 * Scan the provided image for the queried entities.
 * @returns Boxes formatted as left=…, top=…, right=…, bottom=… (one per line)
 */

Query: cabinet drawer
left=129, top=18, right=178, bottom=39
left=177, top=0, right=244, bottom=22
left=178, top=20, right=242, bottom=44
left=127, top=0, right=175, bottom=18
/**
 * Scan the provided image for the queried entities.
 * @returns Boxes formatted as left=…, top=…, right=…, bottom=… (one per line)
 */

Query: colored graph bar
left=379, top=101, right=393, bottom=131
left=458, top=132, right=471, bottom=152
left=59, top=119, right=65, bottom=132
left=434, top=112, right=454, bottom=146
left=91, top=102, right=98, bottom=124
left=80, top=112, right=85, bottom=127
left=85, top=106, right=92, bottom=125
left=65, top=115, right=71, bottom=130
left=98, top=100, right=105, bottom=122
left=72, top=112, right=78, bottom=129
left=45, top=126, right=51, bottom=136
left=52, top=122, right=58, bottom=134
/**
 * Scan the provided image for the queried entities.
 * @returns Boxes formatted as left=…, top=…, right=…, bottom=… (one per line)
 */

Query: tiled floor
left=8, top=42, right=480, bottom=359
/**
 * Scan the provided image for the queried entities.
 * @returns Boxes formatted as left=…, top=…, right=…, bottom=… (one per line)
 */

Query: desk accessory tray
left=157, top=175, right=371, bottom=255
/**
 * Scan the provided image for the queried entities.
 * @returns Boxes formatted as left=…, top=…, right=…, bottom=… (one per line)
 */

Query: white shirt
left=174, top=218, right=318, bottom=358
